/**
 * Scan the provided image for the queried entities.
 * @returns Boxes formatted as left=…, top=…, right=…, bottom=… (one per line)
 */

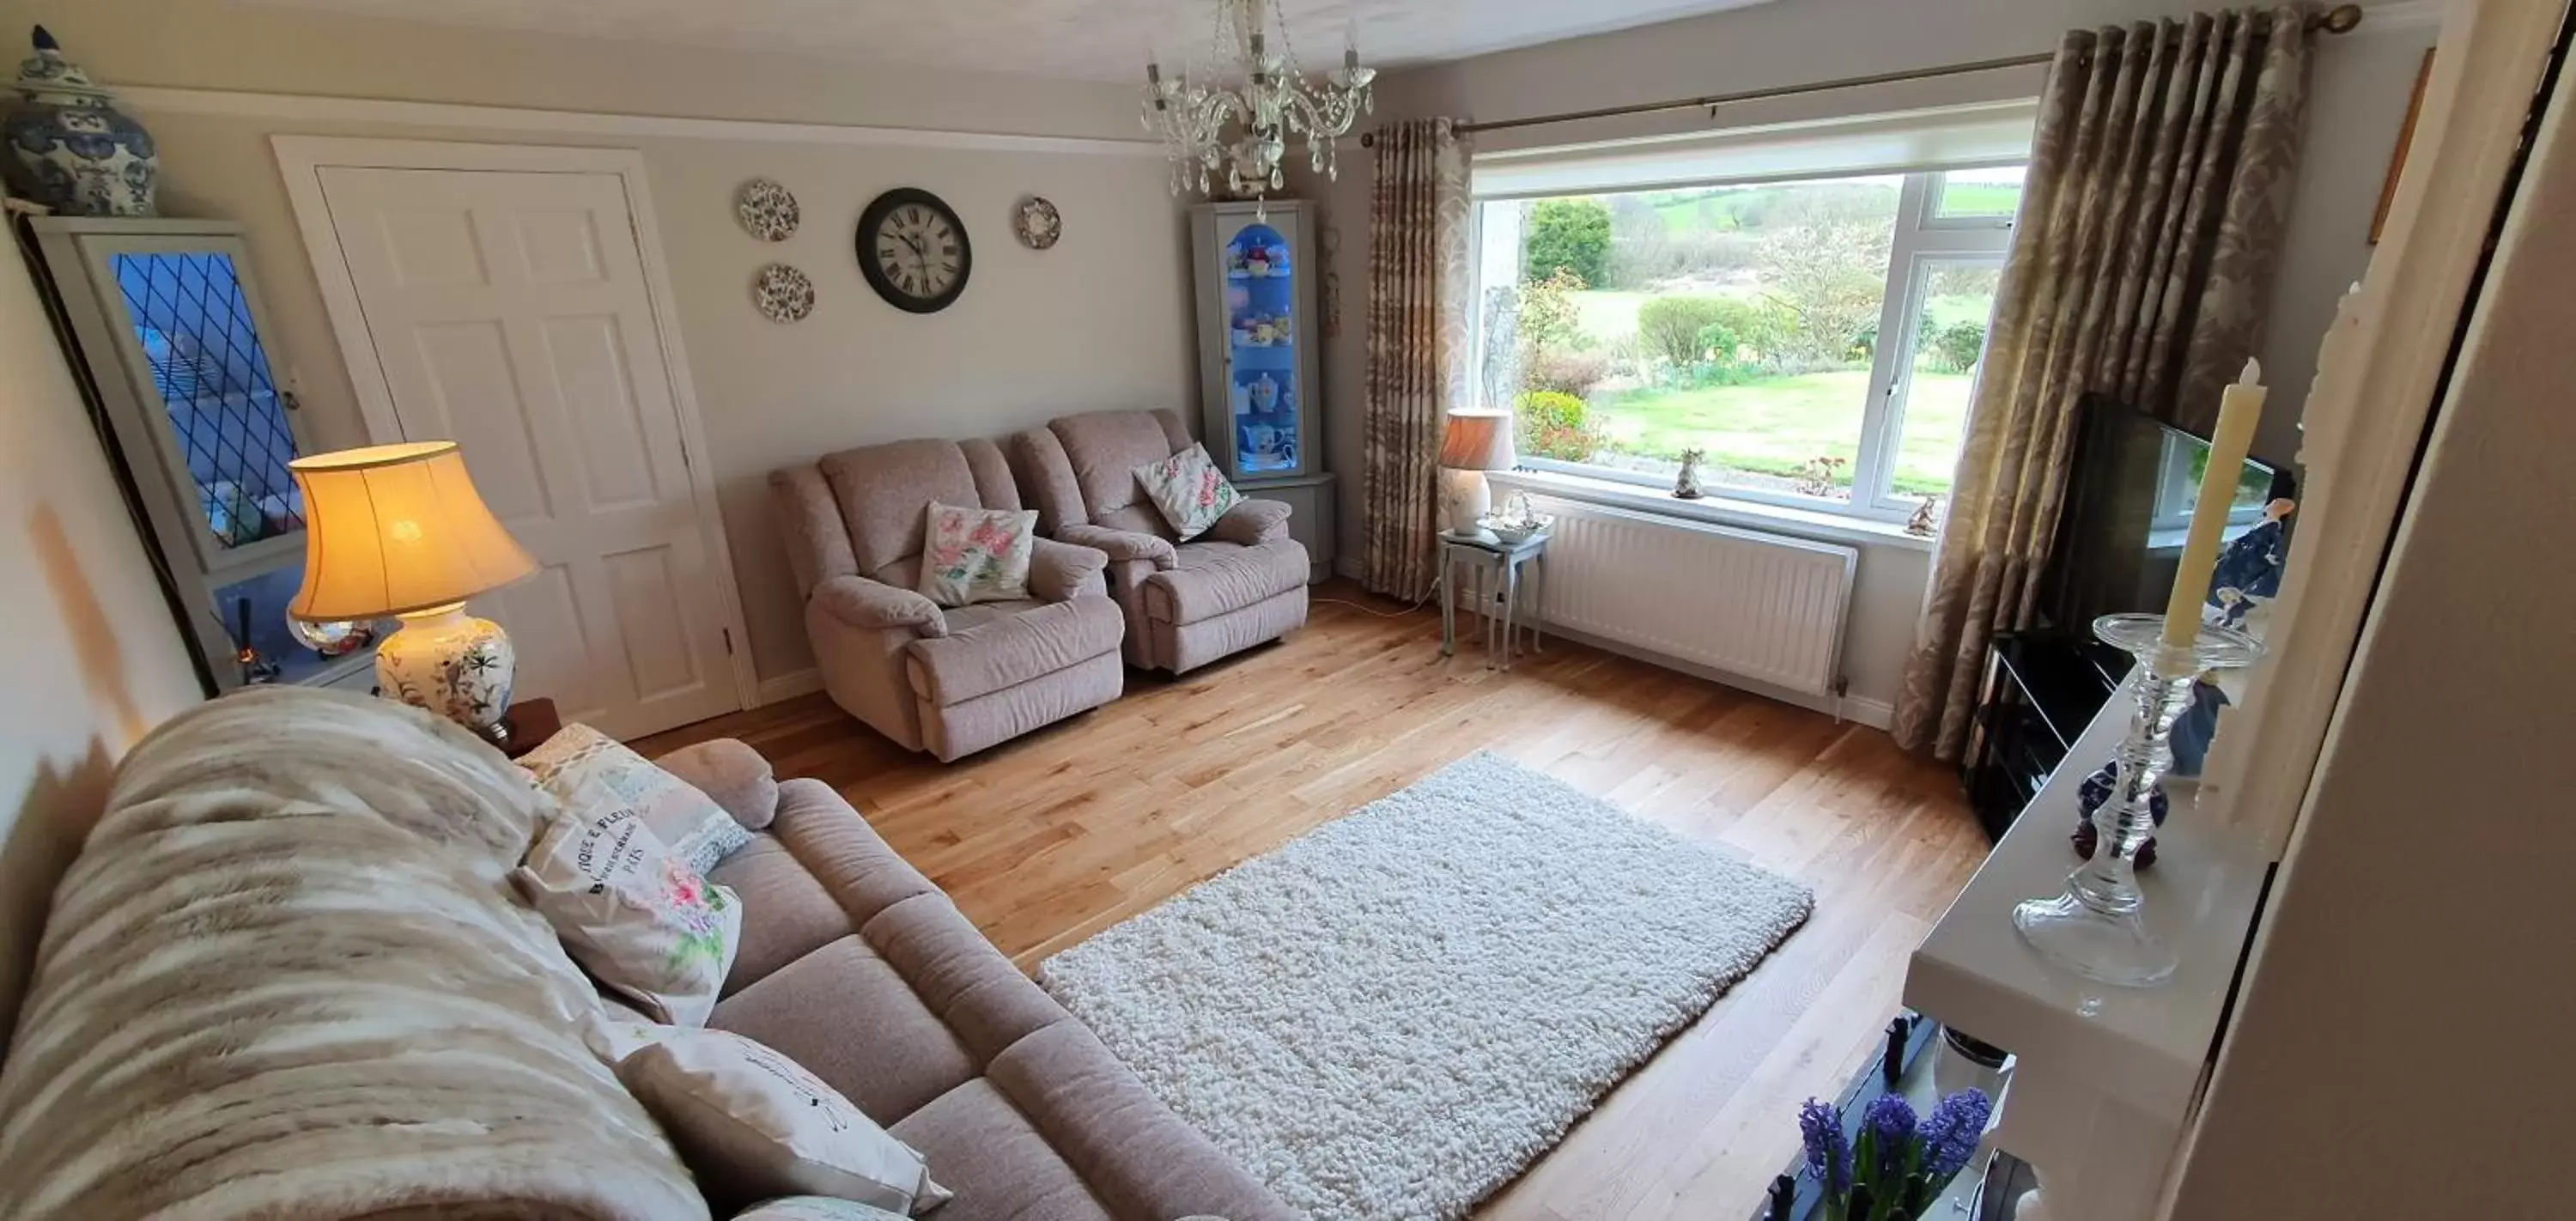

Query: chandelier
left=1141, top=0, right=1376, bottom=201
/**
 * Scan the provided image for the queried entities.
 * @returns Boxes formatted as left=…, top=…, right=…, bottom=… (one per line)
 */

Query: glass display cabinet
left=1190, top=200, right=1334, bottom=580
left=29, top=218, right=380, bottom=693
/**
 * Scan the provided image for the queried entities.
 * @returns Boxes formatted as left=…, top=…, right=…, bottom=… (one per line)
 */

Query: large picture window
left=1471, top=161, right=2025, bottom=519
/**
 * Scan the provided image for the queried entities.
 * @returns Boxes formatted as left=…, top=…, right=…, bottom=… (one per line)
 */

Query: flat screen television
left=2034, top=394, right=2294, bottom=641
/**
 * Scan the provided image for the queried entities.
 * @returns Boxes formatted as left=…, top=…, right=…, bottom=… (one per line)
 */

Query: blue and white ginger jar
left=3, top=26, right=157, bottom=216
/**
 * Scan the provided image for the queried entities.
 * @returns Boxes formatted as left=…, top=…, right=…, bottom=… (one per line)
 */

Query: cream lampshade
left=1437, top=409, right=1516, bottom=537
left=289, top=440, right=536, bottom=740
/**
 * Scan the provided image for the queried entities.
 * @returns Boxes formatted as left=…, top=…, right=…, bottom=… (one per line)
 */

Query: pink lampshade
left=1438, top=410, right=1516, bottom=471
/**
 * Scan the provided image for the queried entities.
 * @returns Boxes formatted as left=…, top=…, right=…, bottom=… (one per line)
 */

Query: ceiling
left=238, top=0, right=1783, bottom=84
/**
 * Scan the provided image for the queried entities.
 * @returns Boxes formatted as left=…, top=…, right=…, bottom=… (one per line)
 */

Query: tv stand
left=1959, top=632, right=2130, bottom=841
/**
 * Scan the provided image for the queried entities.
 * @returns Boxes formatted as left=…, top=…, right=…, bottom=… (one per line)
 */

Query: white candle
left=2162, top=359, right=2269, bottom=649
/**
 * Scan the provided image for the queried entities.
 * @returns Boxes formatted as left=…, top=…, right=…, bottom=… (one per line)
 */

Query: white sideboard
left=1904, top=677, right=2270, bottom=1221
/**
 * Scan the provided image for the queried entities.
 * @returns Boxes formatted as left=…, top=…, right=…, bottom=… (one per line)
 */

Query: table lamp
left=1438, top=409, right=1515, bottom=537
left=288, top=440, right=536, bottom=741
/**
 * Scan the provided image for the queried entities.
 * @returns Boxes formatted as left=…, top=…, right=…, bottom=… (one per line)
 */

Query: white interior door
left=315, top=165, right=739, bottom=738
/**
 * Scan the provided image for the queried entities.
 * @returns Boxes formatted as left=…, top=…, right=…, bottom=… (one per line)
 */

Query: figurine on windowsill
left=1673, top=448, right=1705, bottom=499
left=1905, top=495, right=1941, bottom=537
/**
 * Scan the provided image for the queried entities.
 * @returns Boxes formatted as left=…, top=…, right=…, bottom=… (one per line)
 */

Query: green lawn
left=1591, top=368, right=1971, bottom=495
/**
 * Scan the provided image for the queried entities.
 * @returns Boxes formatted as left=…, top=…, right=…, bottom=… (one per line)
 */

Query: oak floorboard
left=633, top=580, right=1986, bottom=1220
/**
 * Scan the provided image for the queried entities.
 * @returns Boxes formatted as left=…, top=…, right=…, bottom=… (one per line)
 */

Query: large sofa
left=0, top=689, right=1289, bottom=1221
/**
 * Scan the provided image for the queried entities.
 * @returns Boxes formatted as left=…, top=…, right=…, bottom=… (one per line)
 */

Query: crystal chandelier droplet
left=1140, top=0, right=1375, bottom=204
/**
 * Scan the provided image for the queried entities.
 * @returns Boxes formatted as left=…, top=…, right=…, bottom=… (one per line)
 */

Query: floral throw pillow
left=1134, top=442, right=1242, bottom=541
left=916, top=501, right=1038, bottom=608
left=518, top=723, right=750, bottom=876
left=513, top=805, right=741, bottom=1027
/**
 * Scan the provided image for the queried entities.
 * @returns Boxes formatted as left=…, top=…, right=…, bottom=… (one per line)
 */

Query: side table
left=1437, top=531, right=1549, bottom=670
left=496, top=697, right=562, bottom=759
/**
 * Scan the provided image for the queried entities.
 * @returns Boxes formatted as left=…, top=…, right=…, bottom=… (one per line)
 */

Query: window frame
left=1472, top=163, right=2023, bottom=520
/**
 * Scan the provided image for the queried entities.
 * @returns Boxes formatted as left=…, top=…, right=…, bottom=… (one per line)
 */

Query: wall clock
left=856, top=188, right=970, bottom=313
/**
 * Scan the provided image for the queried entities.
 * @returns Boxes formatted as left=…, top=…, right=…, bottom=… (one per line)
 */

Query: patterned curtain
left=1361, top=118, right=1473, bottom=601
left=1892, top=9, right=2312, bottom=758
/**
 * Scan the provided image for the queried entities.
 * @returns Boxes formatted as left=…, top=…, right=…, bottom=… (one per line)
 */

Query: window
left=1470, top=154, right=2024, bottom=519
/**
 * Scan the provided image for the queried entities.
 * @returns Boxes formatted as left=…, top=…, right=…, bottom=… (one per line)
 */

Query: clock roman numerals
left=857, top=189, right=969, bottom=313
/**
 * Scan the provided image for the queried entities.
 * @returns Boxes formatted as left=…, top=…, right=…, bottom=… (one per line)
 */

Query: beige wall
left=0, top=238, right=205, bottom=1037
left=1297, top=0, right=2436, bottom=710
left=14, top=0, right=1197, bottom=688
left=2166, top=47, right=2576, bottom=1214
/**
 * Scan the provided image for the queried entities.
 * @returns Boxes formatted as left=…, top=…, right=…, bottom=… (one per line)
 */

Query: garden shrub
left=1522, top=199, right=1611, bottom=287
left=1515, top=391, right=1604, bottom=462
left=1523, top=347, right=1613, bottom=397
left=1931, top=320, right=1989, bottom=374
left=1637, top=296, right=1734, bottom=367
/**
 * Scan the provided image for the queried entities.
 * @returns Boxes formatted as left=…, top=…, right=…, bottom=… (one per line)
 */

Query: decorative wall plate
left=736, top=177, right=799, bottom=241
left=1014, top=196, right=1062, bottom=250
left=753, top=263, right=814, bottom=322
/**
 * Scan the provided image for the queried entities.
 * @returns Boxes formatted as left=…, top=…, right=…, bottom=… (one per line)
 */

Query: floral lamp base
left=374, top=603, right=516, bottom=742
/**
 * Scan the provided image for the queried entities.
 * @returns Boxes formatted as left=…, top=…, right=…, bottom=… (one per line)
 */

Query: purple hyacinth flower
left=1918, top=1089, right=1993, bottom=1182
left=1862, top=1093, right=1918, bottom=1181
left=1798, top=1098, right=1851, bottom=1194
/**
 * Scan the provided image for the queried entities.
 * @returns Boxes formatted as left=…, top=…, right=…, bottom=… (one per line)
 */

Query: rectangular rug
left=1037, top=751, right=1814, bottom=1219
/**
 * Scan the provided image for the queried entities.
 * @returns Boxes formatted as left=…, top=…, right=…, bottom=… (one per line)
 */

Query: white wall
left=2166, top=41, right=2573, bottom=1212
left=13, top=0, right=1199, bottom=689
left=0, top=238, right=205, bottom=1038
left=1299, top=0, right=2437, bottom=712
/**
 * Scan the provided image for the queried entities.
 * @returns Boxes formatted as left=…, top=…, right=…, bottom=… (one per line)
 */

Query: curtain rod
left=1359, top=3, right=2364, bottom=147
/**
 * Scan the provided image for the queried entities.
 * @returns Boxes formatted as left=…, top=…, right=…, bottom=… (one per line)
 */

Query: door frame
left=271, top=135, right=758, bottom=715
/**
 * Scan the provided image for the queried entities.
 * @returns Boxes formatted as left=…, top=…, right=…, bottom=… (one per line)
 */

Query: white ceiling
left=239, top=0, right=1782, bottom=84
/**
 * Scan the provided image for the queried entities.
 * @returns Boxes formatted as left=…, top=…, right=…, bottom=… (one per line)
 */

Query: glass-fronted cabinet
left=1193, top=202, right=1323, bottom=481
left=30, top=218, right=380, bottom=692
left=1190, top=201, right=1334, bottom=580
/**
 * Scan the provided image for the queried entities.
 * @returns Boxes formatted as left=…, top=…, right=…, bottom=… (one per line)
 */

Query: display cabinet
left=1191, top=200, right=1334, bottom=580
left=29, top=217, right=378, bottom=692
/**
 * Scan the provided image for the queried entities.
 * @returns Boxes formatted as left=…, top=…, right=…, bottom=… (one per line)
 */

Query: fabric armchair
left=769, top=437, right=1124, bottom=761
left=1007, top=409, right=1309, bottom=674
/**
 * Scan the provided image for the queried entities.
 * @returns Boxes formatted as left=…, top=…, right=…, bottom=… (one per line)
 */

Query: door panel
left=319, top=164, right=738, bottom=738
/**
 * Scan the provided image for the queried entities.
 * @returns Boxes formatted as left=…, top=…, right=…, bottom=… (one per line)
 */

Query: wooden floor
left=635, top=580, right=1987, bottom=1220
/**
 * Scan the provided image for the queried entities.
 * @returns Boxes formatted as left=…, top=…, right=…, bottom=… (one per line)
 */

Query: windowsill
left=1491, top=468, right=1939, bottom=552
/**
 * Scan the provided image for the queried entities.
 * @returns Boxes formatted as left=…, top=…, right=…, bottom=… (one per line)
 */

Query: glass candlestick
left=2014, top=613, right=2263, bottom=987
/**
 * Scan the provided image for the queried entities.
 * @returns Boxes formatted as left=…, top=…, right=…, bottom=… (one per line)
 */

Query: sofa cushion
left=710, top=836, right=854, bottom=996
left=1144, top=538, right=1311, bottom=624
left=986, top=1021, right=1291, bottom=1221
left=735, top=1199, right=907, bottom=1221
left=1048, top=410, right=1190, bottom=519
left=771, top=779, right=941, bottom=924
left=904, top=596, right=1125, bottom=706
left=619, top=1027, right=949, bottom=1214
left=520, top=722, right=751, bottom=874
left=820, top=440, right=987, bottom=574
left=918, top=502, right=1039, bottom=607
left=863, top=891, right=1073, bottom=1064
left=711, top=936, right=977, bottom=1126
left=890, top=1081, right=1115, bottom=1221
left=1133, top=442, right=1242, bottom=541
left=653, top=738, right=781, bottom=832
left=515, top=806, right=742, bottom=1026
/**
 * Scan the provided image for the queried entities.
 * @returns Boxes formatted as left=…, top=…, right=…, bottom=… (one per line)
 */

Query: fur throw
left=0, top=688, right=708, bottom=1220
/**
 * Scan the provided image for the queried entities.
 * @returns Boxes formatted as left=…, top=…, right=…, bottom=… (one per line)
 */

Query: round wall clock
left=736, top=177, right=799, bottom=241
left=1014, top=196, right=1062, bottom=249
left=855, top=188, right=970, bottom=313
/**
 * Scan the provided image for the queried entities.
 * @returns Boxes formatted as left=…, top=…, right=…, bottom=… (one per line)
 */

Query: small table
left=1437, top=530, right=1549, bottom=670
left=496, top=697, right=562, bottom=759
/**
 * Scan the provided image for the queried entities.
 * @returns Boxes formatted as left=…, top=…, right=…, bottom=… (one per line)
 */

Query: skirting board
left=1327, top=555, right=1892, bottom=728
left=1534, top=618, right=1894, bottom=729
left=756, top=668, right=826, bottom=706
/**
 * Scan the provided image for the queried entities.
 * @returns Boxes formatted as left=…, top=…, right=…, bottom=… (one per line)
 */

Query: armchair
left=770, top=437, right=1124, bottom=761
left=1008, top=410, right=1309, bottom=674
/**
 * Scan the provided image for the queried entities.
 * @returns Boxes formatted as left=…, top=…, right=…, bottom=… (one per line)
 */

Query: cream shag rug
left=1038, top=751, right=1814, bottom=1220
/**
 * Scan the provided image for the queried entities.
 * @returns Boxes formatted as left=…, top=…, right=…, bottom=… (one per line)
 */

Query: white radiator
left=1520, top=494, right=1858, bottom=700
